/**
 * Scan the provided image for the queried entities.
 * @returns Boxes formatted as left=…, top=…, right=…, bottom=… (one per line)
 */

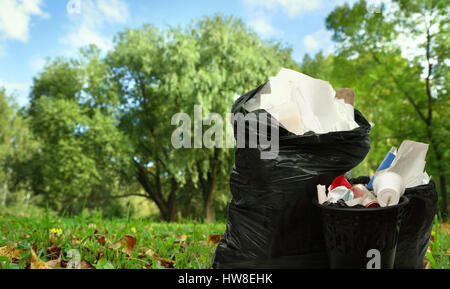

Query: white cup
left=373, top=171, right=405, bottom=207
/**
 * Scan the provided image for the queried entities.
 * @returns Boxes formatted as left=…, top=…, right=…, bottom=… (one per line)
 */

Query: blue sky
left=0, top=0, right=359, bottom=107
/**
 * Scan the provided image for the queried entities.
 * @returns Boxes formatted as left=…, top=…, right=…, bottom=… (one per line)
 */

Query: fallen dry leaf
left=45, top=254, right=62, bottom=268
left=123, top=235, right=137, bottom=256
left=30, top=248, right=50, bottom=269
left=12, top=249, right=23, bottom=261
left=96, top=235, right=106, bottom=246
left=173, top=240, right=189, bottom=249
left=0, top=246, right=23, bottom=262
left=108, top=235, right=137, bottom=257
left=441, top=222, right=449, bottom=234
left=144, top=248, right=175, bottom=269
left=144, top=248, right=157, bottom=259
left=0, top=246, right=13, bottom=257
left=207, top=234, right=223, bottom=245
left=158, top=257, right=175, bottom=269
left=176, top=234, right=187, bottom=242
left=80, top=260, right=95, bottom=269
left=46, top=246, right=62, bottom=259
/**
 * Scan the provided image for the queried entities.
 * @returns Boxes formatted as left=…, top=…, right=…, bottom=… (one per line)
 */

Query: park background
left=0, top=0, right=448, bottom=269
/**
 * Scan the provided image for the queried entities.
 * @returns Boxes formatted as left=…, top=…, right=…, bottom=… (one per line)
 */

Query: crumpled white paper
left=243, top=68, right=359, bottom=135
left=327, top=186, right=354, bottom=203
left=381, top=140, right=429, bottom=188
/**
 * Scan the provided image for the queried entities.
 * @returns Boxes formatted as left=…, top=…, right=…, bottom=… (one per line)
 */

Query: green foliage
left=0, top=89, right=38, bottom=206
left=27, top=57, right=133, bottom=214
left=324, top=0, right=449, bottom=217
left=106, top=14, right=300, bottom=221
left=1, top=7, right=447, bottom=221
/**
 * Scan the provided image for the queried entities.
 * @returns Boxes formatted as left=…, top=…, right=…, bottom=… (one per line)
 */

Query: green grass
left=426, top=220, right=450, bottom=269
left=0, top=215, right=448, bottom=269
left=0, top=215, right=225, bottom=269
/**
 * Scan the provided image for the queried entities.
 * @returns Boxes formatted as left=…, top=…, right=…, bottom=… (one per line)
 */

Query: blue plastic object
left=367, top=148, right=396, bottom=190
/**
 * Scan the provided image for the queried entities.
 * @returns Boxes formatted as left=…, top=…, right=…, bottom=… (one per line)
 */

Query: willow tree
left=107, top=15, right=300, bottom=222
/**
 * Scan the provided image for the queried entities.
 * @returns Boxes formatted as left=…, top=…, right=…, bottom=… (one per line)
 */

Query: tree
left=0, top=88, right=16, bottom=205
left=187, top=15, right=300, bottom=222
left=0, top=89, right=37, bottom=206
left=107, top=15, right=300, bottom=222
left=326, top=0, right=449, bottom=219
left=27, top=56, right=134, bottom=214
left=23, top=15, right=300, bottom=221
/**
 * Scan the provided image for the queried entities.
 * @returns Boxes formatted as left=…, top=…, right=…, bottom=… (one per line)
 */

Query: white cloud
left=97, top=0, right=129, bottom=24
left=0, top=79, right=30, bottom=106
left=303, top=29, right=334, bottom=55
left=248, top=16, right=278, bottom=37
left=0, top=0, right=48, bottom=42
left=60, top=0, right=129, bottom=52
left=245, top=0, right=323, bottom=18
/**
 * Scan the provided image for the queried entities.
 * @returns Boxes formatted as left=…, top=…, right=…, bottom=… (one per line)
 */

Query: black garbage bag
left=394, top=181, right=438, bottom=269
left=348, top=176, right=438, bottom=269
left=212, top=84, right=372, bottom=269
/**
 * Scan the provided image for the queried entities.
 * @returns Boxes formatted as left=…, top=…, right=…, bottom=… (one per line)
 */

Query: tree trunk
left=370, top=49, right=448, bottom=220
left=203, top=184, right=216, bottom=223
left=199, top=150, right=220, bottom=223
left=430, top=140, right=448, bottom=220
left=134, top=160, right=178, bottom=222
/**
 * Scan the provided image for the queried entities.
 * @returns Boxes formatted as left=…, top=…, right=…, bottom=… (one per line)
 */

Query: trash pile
left=213, top=67, right=437, bottom=269
left=317, top=140, right=431, bottom=208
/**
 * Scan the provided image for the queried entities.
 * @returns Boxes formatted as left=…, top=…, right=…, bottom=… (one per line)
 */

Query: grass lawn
left=0, top=215, right=448, bottom=269
left=0, top=215, right=225, bottom=269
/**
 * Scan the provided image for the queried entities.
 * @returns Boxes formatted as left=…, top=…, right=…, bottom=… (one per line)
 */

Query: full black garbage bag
left=212, top=84, right=372, bottom=269
left=349, top=176, right=439, bottom=269
left=394, top=181, right=438, bottom=269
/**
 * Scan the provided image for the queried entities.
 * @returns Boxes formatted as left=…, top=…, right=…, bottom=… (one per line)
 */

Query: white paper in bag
left=384, top=140, right=429, bottom=188
left=243, top=68, right=359, bottom=135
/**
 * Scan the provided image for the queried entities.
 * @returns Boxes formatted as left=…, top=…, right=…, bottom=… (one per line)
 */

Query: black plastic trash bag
left=394, top=181, right=438, bottom=269
left=349, top=176, right=438, bottom=269
left=212, top=84, right=372, bottom=269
